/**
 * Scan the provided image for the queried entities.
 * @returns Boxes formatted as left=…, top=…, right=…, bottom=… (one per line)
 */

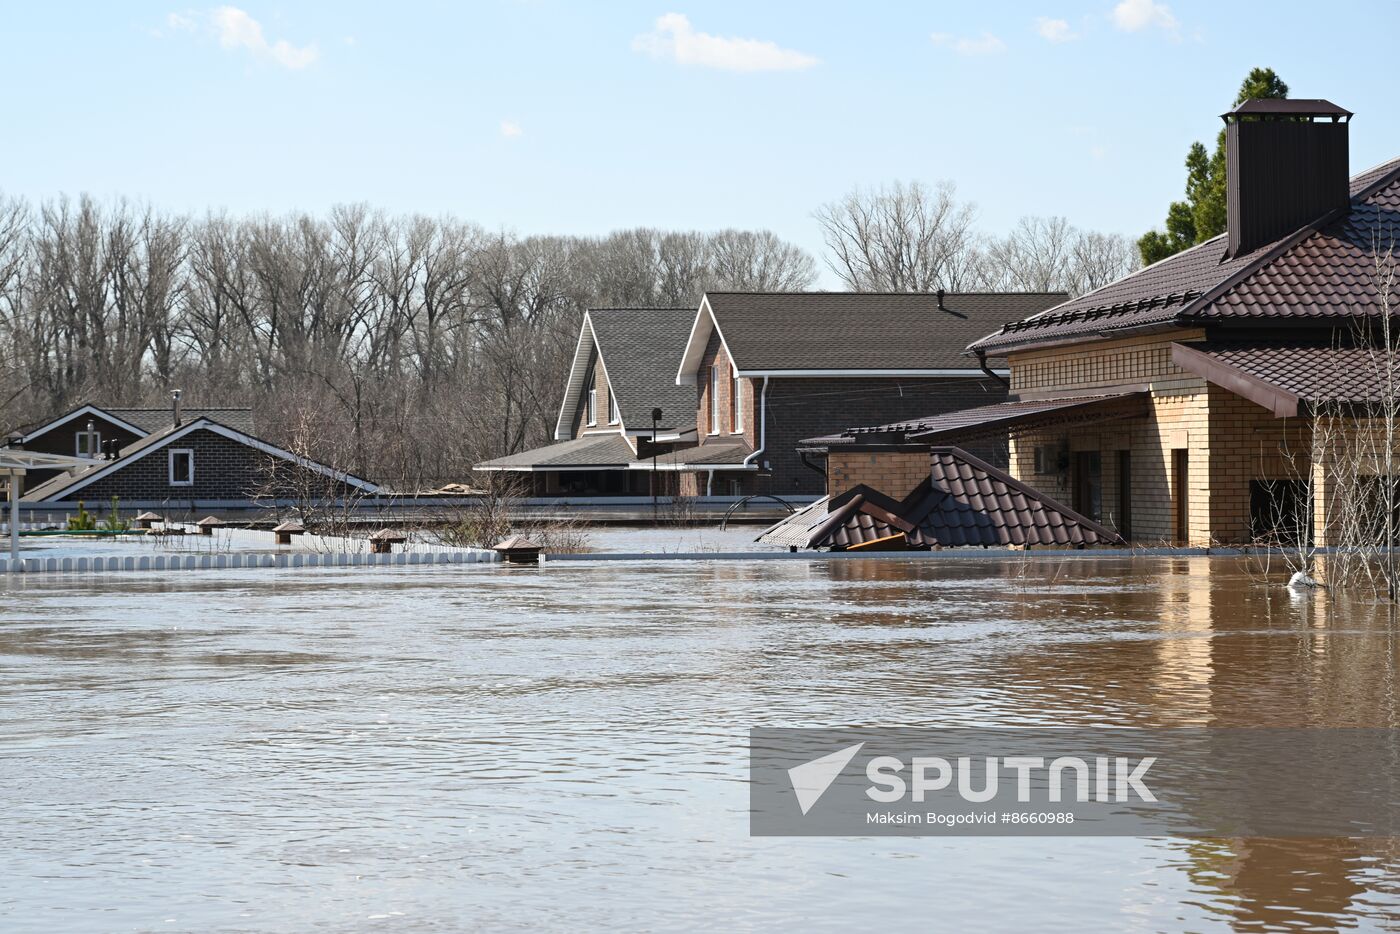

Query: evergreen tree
left=1138, top=68, right=1289, bottom=265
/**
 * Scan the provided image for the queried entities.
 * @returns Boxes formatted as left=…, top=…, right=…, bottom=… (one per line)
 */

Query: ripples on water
left=2, top=555, right=1400, bottom=932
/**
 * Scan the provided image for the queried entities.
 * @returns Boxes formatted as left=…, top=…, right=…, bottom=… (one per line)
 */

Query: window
left=168, top=449, right=194, bottom=487
left=1072, top=451, right=1102, bottom=521
left=730, top=368, right=743, bottom=433
left=586, top=388, right=598, bottom=426
left=75, top=430, right=102, bottom=458
left=608, top=392, right=620, bottom=425
left=709, top=365, right=721, bottom=434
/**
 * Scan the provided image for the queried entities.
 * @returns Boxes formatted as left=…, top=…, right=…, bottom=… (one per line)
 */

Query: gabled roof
left=677, top=291, right=1066, bottom=382
left=553, top=308, right=698, bottom=439
left=9, top=403, right=254, bottom=444
left=970, top=157, right=1400, bottom=355
left=756, top=447, right=1122, bottom=549
left=22, top=417, right=379, bottom=502
left=475, top=434, right=639, bottom=471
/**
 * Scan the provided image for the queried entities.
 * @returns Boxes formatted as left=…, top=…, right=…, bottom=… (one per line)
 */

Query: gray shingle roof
left=475, top=434, right=638, bottom=470
left=704, top=292, right=1067, bottom=370
left=650, top=440, right=753, bottom=468
left=106, top=407, right=254, bottom=434
left=587, top=308, right=698, bottom=433
left=970, top=157, right=1400, bottom=355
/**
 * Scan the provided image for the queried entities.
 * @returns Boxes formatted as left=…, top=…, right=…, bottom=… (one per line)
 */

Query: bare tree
left=815, top=180, right=980, bottom=291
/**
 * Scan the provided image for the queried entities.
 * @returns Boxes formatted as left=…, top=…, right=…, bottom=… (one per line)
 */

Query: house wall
left=17, top=413, right=146, bottom=492
left=1005, top=329, right=1306, bottom=546
left=570, top=348, right=619, bottom=437
left=827, top=450, right=931, bottom=500
left=51, top=429, right=359, bottom=504
left=691, top=333, right=1009, bottom=497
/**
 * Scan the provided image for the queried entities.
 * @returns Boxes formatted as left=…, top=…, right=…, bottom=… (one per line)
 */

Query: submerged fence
left=3, top=549, right=499, bottom=575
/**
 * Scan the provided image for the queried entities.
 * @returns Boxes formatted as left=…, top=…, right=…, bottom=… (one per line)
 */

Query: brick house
left=667, top=291, right=1063, bottom=497
left=475, top=307, right=699, bottom=495
left=21, top=415, right=378, bottom=506
left=6, top=402, right=255, bottom=492
left=807, top=98, right=1400, bottom=547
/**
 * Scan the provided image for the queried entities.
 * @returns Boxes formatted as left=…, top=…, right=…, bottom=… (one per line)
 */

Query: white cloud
left=500, top=120, right=523, bottom=139
left=206, top=6, right=319, bottom=69
left=1035, top=17, right=1077, bottom=42
left=632, top=13, right=819, bottom=72
left=167, top=11, right=197, bottom=31
left=1111, top=0, right=1179, bottom=35
left=929, top=31, right=1006, bottom=55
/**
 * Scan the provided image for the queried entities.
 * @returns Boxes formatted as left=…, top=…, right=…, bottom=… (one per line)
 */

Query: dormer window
left=587, top=388, right=598, bottom=426
left=709, top=365, right=721, bottom=434
left=731, top=367, right=742, bottom=434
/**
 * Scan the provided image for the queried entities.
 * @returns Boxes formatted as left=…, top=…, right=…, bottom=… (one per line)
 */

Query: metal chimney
left=171, top=389, right=183, bottom=428
left=1223, top=99, right=1351, bottom=258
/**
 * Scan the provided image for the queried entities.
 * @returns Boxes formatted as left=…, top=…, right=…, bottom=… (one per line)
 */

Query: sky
left=3, top=1, right=1397, bottom=286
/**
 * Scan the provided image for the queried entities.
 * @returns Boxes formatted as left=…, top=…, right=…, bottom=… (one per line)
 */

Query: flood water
left=4, top=555, right=1400, bottom=932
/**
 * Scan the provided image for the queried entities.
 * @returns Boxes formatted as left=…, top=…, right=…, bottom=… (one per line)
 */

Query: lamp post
left=651, top=407, right=662, bottom=519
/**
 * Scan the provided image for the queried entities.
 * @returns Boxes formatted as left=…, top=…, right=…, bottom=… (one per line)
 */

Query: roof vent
left=1223, top=98, right=1351, bottom=258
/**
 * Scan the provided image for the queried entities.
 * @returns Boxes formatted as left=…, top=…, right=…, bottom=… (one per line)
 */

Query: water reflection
left=2, top=557, right=1399, bottom=931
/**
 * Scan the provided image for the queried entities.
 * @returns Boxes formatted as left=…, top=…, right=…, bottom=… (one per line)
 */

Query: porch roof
left=1171, top=340, right=1400, bottom=417
left=801, top=391, right=1149, bottom=449
left=637, top=440, right=755, bottom=471
left=475, top=434, right=638, bottom=472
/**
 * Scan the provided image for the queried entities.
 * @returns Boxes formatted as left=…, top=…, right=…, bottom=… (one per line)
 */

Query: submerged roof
left=475, top=434, right=638, bottom=471
left=970, top=157, right=1400, bottom=355
left=678, top=292, right=1066, bottom=379
left=757, top=447, right=1122, bottom=549
left=554, top=308, right=697, bottom=439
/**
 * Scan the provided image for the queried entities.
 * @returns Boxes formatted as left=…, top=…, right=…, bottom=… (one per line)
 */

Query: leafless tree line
left=816, top=180, right=1140, bottom=295
left=0, top=194, right=816, bottom=487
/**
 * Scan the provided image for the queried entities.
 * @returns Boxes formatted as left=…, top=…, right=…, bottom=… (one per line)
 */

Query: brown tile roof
left=800, top=392, right=1148, bottom=448
left=756, top=447, right=1122, bottom=549
left=1172, top=340, right=1400, bottom=417
left=705, top=291, right=1066, bottom=371
left=970, top=157, right=1400, bottom=354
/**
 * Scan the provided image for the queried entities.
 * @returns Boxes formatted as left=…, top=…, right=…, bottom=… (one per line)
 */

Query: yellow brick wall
left=1009, top=329, right=1206, bottom=394
left=828, top=450, right=929, bottom=500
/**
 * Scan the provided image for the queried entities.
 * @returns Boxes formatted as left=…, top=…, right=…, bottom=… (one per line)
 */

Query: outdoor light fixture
left=651, top=407, right=662, bottom=517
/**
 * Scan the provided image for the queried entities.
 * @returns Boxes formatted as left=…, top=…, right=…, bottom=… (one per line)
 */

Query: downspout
left=976, top=350, right=1009, bottom=388
left=706, top=470, right=714, bottom=497
left=742, top=376, right=770, bottom=469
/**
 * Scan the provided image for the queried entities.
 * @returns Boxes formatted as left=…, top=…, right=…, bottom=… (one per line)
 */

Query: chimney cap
left=1223, top=98, right=1352, bottom=122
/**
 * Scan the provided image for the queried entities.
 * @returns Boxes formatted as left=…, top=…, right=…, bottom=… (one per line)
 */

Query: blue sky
left=3, top=2, right=1396, bottom=284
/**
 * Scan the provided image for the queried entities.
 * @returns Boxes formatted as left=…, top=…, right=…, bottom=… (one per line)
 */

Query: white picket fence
left=2, top=549, right=499, bottom=574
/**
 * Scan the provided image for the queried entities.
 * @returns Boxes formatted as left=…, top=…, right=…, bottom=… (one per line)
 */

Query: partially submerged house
left=478, top=293, right=1065, bottom=499
left=475, top=307, right=699, bottom=495
left=6, top=402, right=255, bottom=492
left=20, top=412, right=379, bottom=507
left=804, top=98, right=1400, bottom=547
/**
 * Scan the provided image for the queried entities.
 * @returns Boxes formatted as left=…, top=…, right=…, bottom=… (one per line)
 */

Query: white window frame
left=731, top=366, right=743, bottom=434
left=586, top=388, right=598, bottom=427
left=709, top=365, right=720, bottom=434
left=75, top=430, right=102, bottom=458
left=608, top=392, right=620, bottom=425
left=168, top=448, right=195, bottom=487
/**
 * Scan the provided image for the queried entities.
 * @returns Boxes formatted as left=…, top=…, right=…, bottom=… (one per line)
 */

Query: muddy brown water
left=3, top=554, right=1400, bottom=931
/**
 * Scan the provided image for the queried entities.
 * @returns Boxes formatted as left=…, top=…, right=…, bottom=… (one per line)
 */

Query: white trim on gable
left=553, top=313, right=598, bottom=440
left=675, top=295, right=738, bottom=387
left=28, top=418, right=380, bottom=502
left=15, top=404, right=148, bottom=445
